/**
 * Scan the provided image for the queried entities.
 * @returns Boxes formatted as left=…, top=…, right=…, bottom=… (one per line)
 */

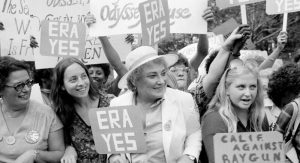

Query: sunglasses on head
left=169, top=66, right=190, bottom=74
left=229, top=58, right=258, bottom=70
left=5, top=79, right=34, bottom=93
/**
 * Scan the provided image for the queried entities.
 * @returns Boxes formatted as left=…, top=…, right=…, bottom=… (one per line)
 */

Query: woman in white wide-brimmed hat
left=109, top=46, right=201, bottom=163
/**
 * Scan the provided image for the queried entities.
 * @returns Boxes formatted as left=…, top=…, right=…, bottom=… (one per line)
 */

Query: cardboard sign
left=89, top=106, right=147, bottom=154
left=214, top=132, right=284, bottom=163
left=40, top=21, right=86, bottom=58
left=0, top=0, right=38, bottom=61
left=89, top=0, right=207, bottom=36
left=266, top=0, right=300, bottom=15
left=212, top=18, right=256, bottom=50
left=34, top=35, right=132, bottom=69
left=216, top=0, right=265, bottom=9
left=139, top=0, right=170, bottom=46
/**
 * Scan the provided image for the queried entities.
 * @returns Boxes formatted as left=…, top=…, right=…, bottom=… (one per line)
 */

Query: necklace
left=0, top=105, right=16, bottom=145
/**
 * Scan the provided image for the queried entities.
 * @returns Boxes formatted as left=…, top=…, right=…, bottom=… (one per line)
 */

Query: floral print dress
left=70, top=93, right=114, bottom=163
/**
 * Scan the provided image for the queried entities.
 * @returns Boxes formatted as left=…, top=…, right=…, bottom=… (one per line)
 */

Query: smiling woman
left=50, top=57, right=114, bottom=163
left=109, top=46, right=201, bottom=163
left=0, top=56, right=65, bottom=163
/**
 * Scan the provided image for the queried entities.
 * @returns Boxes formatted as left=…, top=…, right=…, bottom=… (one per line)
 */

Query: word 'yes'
left=48, top=22, right=79, bottom=56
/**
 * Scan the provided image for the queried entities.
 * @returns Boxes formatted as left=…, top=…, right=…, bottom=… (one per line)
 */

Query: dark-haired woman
left=50, top=57, right=113, bottom=163
left=0, top=56, right=64, bottom=162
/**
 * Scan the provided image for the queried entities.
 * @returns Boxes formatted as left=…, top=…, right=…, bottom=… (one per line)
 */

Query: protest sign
left=40, top=21, right=86, bottom=58
left=89, top=0, right=207, bottom=36
left=212, top=18, right=255, bottom=50
left=214, top=132, right=284, bottom=163
left=266, top=0, right=300, bottom=15
left=179, top=43, right=197, bottom=61
left=139, top=0, right=170, bottom=46
left=34, top=34, right=132, bottom=69
left=0, top=0, right=38, bottom=61
left=89, top=106, right=147, bottom=154
left=216, top=0, right=265, bottom=9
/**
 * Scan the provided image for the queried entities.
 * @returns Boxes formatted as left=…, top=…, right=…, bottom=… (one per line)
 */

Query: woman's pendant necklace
left=5, top=135, right=16, bottom=145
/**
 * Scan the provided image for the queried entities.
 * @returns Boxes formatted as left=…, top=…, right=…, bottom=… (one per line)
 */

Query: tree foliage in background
left=155, top=0, right=300, bottom=61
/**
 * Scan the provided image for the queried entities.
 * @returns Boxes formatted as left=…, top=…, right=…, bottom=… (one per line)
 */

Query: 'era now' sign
left=40, top=21, right=86, bottom=58
left=216, top=0, right=265, bottom=9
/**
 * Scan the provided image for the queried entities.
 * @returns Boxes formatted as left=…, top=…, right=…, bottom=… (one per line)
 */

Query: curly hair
left=267, top=63, right=300, bottom=108
left=0, top=56, right=30, bottom=92
left=86, top=63, right=111, bottom=80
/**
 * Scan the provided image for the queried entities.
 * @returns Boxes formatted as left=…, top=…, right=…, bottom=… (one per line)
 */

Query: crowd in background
left=1, top=7, right=300, bottom=163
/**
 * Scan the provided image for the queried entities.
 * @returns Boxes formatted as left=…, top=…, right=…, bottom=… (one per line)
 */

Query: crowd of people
left=1, top=7, right=300, bottom=163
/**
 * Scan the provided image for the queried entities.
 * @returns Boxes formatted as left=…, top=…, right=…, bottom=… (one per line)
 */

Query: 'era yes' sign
left=216, top=0, right=265, bottom=9
left=266, top=0, right=300, bottom=15
left=89, top=106, right=146, bottom=154
left=139, top=0, right=170, bottom=46
left=40, top=21, right=86, bottom=58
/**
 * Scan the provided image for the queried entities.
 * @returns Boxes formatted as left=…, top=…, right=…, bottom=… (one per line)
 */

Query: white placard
left=89, top=0, right=207, bottom=36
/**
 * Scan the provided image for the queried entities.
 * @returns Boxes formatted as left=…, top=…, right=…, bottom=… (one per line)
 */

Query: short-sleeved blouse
left=0, top=100, right=63, bottom=162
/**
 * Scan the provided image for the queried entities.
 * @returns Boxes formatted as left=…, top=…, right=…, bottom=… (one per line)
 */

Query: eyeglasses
left=169, top=67, right=190, bottom=74
left=5, top=79, right=34, bottom=93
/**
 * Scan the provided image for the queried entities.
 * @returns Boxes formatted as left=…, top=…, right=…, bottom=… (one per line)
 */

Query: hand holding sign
left=277, top=31, right=288, bottom=50
left=222, top=25, right=250, bottom=54
left=202, top=7, right=215, bottom=22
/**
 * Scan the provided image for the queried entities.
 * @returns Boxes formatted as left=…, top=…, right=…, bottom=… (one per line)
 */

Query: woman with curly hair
left=268, top=63, right=300, bottom=162
left=201, top=60, right=269, bottom=163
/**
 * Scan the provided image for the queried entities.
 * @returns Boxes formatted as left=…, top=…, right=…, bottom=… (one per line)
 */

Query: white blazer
left=110, top=88, right=202, bottom=163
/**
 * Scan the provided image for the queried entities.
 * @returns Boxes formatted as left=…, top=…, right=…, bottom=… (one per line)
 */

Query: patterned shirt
left=70, top=93, right=113, bottom=163
left=188, top=76, right=211, bottom=119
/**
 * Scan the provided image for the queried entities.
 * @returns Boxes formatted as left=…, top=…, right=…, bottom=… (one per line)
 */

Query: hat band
left=128, top=52, right=157, bottom=70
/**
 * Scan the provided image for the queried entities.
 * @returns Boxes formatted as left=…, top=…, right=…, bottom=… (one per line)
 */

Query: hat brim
left=118, top=54, right=178, bottom=89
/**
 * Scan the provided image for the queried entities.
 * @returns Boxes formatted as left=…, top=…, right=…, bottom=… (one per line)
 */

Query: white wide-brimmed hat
left=118, top=46, right=178, bottom=89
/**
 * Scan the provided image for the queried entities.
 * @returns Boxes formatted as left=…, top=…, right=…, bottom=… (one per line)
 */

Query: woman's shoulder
left=202, top=110, right=228, bottom=136
left=29, top=100, right=56, bottom=116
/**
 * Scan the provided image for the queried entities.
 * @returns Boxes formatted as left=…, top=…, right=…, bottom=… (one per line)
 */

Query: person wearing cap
left=109, top=46, right=201, bottom=163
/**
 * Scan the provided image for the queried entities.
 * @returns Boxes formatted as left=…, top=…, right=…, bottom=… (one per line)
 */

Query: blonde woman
left=201, top=60, right=269, bottom=163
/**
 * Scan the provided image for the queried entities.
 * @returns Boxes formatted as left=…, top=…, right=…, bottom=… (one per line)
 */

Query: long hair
left=50, top=57, right=99, bottom=144
left=208, top=63, right=264, bottom=133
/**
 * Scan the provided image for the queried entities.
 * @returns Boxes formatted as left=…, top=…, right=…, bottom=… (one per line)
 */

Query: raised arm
left=189, top=7, right=214, bottom=72
left=86, top=13, right=128, bottom=95
left=259, top=31, right=287, bottom=70
left=203, top=25, right=250, bottom=98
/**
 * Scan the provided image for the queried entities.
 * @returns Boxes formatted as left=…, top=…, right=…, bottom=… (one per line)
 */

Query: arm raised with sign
left=189, top=7, right=214, bottom=72
left=259, top=31, right=288, bottom=70
left=202, top=25, right=251, bottom=98
left=86, top=13, right=128, bottom=96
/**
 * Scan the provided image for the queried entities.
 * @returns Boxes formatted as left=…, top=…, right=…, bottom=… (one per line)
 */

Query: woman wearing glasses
left=201, top=59, right=269, bottom=163
left=0, top=56, right=65, bottom=162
